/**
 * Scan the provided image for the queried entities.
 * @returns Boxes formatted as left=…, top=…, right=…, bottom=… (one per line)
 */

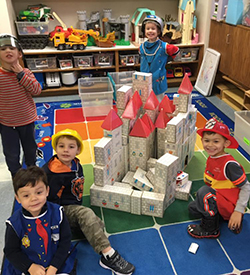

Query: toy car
left=166, top=68, right=174, bottom=78
left=183, top=66, right=192, bottom=77
left=174, top=67, right=183, bottom=78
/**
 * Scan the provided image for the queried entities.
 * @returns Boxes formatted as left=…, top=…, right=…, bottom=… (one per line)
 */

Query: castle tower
left=155, top=109, right=171, bottom=158
left=129, top=118, right=151, bottom=171
left=143, top=90, right=159, bottom=123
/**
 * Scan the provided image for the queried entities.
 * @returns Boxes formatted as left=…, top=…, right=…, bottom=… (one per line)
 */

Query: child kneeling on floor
left=187, top=118, right=250, bottom=238
left=42, top=129, right=135, bottom=275
left=4, top=166, right=76, bottom=275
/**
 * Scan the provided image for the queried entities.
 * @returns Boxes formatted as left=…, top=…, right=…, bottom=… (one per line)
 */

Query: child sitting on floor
left=42, top=129, right=135, bottom=275
left=4, top=166, right=76, bottom=275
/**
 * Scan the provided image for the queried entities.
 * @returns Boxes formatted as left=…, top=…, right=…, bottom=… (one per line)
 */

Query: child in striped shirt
left=0, top=33, right=41, bottom=178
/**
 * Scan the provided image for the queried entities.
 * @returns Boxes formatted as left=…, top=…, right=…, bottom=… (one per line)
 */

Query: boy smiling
left=187, top=118, right=250, bottom=238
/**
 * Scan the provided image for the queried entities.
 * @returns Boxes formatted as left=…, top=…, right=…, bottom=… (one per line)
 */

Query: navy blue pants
left=188, top=185, right=218, bottom=218
left=0, top=123, right=37, bottom=177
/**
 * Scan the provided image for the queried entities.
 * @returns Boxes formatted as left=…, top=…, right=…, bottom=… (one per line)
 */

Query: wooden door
left=230, top=25, right=250, bottom=88
left=209, top=20, right=235, bottom=76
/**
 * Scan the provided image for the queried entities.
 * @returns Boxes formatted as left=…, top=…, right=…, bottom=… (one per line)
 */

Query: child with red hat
left=187, top=118, right=250, bottom=238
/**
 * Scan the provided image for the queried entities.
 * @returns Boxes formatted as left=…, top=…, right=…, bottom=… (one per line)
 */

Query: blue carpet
left=160, top=222, right=233, bottom=275
left=76, top=229, right=175, bottom=275
left=219, top=213, right=250, bottom=271
left=2, top=92, right=250, bottom=275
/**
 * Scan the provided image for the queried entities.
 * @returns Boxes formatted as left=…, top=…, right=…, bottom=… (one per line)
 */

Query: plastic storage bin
left=25, top=56, right=57, bottom=70
left=93, top=53, right=114, bottom=66
left=175, top=48, right=199, bottom=61
left=73, top=55, right=93, bottom=68
left=107, top=71, right=135, bottom=101
left=58, top=59, right=73, bottom=69
left=234, top=111, right=250, bottom=154
left=15, top=21, right=49, bottom=35
left=120, top=54, right=140, bottom=66
left=78, top=77, right=113, bottom=117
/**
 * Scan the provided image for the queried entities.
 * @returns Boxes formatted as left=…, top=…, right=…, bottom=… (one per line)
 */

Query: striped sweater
left=0, top=68, right=41, bottom=127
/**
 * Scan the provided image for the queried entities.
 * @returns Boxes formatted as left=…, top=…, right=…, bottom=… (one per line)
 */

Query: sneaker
left=187, top=214, right=220, bottom=239
left=100, top=250, right=135, bottom=275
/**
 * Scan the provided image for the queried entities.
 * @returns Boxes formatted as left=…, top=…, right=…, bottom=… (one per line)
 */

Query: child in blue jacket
left=140, top=15, right=179, bottom=101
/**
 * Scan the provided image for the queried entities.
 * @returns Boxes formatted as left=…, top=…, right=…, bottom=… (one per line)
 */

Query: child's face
left=15, top=180, right=49, bottom=217
left=0, top=46, right=22, bottom=66
left=202, top=132, right=231, bottom=157
left=145, top=22, right=160, bottom=42
left=55, top=137, right=80, bottom=167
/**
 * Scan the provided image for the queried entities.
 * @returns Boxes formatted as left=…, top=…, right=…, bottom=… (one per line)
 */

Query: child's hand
left=10, top=61, right=23, bottom=74
left=228, top=211, right=243, bottom=231
left=28, top=263, right=46, bottom=275
left=46, top=265, right=58, bottom=275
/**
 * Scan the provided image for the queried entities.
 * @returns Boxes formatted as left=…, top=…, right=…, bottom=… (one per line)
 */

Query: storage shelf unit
left=216, top=76, right=250, bottom=111
left=209, top=20, right=250, bottom=110
left=23, top=43, right=204, bottom=96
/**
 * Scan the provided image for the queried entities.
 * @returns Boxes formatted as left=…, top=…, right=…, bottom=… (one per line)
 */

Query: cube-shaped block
left=122, top=171, right=135, bottom=185
left=145, top=168, right=155, bottom=186
left=113, top=181, right=133, bottom=189
left=142, top=191, right=165, bottom=218
left=94, top=137, right=112, bottom=166
left=178, top=93, right=191, bottom=113
left=103, top=127, right=122, bottom=153
left=133, top=168, right=154, bottom=192
left=175, top=180, right=192, bottom=201
left=129, top=136, right=150, bottom=171
left=147, top=158, right=157, bottom=170
left=94, top=163, right=112, bottom=186
left=131, top=190, right=143, bottom=215
left=166, top=115, right=184, bottom=144
left=90, top=184, right=132, bottom=212
left=116, top=85, right=133, bottom=109
left=155, top=153, right=179, bottom=194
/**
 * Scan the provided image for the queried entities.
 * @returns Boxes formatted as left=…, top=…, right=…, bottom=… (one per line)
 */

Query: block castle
left=90, top=72, right=197, bottom=218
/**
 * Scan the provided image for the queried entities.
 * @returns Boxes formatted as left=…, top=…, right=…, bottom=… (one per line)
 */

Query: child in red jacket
left=188, top=118, right=250, bottom=238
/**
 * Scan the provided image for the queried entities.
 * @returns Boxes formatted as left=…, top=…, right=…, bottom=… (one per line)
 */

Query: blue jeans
left=0, top=122, right=37, bottom=177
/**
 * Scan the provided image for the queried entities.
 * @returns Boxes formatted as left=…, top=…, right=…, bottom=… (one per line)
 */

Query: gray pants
left=63, top=205, right=110, bottom=254
left=188, top=185, right=218, bottom=218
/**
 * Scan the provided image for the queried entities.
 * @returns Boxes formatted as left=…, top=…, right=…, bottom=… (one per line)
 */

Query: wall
left=195, top=0, right=212, bottom=49
left=0, top=0, right=16, bottom=34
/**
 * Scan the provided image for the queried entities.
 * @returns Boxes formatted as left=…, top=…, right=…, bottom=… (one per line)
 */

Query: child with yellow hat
left=43, top=129, right=135, bottom=275
left=187, top=118, right=250, bottom=238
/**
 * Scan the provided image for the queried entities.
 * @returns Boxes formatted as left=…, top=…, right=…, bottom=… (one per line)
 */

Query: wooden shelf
left=31, top=66, right=116, bottom=73
left=23, top=43, right=204, bottom=96
left=168, top=76, right=196, bottom=85
left=216, top=80, right=250, bottom=110
left=221, top=89, right=245, bottom=105
left=220, top=97, right=242, bottom=111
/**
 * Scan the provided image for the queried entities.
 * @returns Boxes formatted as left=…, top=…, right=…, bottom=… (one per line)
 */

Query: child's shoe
left=187, top=214, right=220, bottom=239
left=100, top=250, right=135, bottom=275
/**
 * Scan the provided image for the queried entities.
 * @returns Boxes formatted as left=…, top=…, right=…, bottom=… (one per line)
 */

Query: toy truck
left=50, top=27, right=88, bottom=50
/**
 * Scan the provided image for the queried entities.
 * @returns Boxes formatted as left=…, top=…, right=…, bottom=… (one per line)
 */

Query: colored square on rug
left=160, top=222, right=234, bottom=275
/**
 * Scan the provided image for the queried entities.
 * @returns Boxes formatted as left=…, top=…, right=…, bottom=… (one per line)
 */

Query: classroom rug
left=1, top=92, right=250, bottom=275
